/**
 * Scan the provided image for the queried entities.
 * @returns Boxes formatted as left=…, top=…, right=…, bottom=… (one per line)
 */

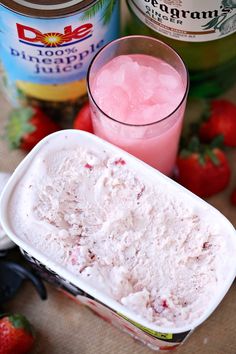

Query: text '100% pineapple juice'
left=0, top=0, right=120, bottom=122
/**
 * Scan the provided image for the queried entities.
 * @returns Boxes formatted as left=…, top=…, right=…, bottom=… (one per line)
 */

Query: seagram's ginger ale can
left=125, top=0, right=236, bottom=98
left=0, top=0, right=120, bottom=122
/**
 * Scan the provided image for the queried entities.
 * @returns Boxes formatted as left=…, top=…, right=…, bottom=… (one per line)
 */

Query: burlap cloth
left=0, top=84, right=236, bottom=354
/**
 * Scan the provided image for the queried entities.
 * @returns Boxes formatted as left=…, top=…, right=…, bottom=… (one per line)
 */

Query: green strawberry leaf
left=9, top=314, right=34, bottom=336
left=198, top=154, right=206, bottom=166
left=210, top=135, right=224, bottom=149
left=6, top=107, right=36, bottom=149
left=180, top=149, right=192, bottom=158
left=179, top=135, right=224, bottom=167
left=188, top=136, right=201, bottom=152
left=206, top=149, right=220, bottom=166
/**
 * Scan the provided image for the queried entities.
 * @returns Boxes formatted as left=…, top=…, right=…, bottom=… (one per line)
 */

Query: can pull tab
left=0, top=261, right=47, bottom=304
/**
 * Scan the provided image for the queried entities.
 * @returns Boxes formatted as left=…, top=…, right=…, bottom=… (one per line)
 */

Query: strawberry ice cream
left=7, top=135, right=235, bottom=328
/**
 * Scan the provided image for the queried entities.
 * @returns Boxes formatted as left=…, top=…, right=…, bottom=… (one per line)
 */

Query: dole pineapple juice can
left=0, top=1, right=120, bottom=121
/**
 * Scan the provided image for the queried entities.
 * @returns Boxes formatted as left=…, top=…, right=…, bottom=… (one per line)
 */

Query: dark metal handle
left=0, top=261, right=47, bottom=300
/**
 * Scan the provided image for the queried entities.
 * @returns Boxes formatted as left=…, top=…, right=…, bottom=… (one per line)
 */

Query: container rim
left=0, top=0, right=99, bottom=18
left=0, top=130, right=236, bottom=335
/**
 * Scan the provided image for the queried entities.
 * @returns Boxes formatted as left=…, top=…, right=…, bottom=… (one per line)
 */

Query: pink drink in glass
left=88, top=36, right=189, bottom=176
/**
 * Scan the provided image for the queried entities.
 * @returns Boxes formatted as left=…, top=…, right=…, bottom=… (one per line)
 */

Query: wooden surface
left=0, top=86, right=236, bottom=354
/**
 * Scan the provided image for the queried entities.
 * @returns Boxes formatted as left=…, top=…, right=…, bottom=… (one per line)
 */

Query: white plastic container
left=0, top=172, right=15, bottom=250
left=0, top=130, right=236, bottom=351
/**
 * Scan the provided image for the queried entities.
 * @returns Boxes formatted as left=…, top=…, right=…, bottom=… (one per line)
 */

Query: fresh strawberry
left=176, top=137, right=231, bottom=198
left=199, top=99, right=236, bottom=147
left=230, top=188, right=236, bottom=206
left=73, top=102, right=93, bottom=133
left=0, top=314, right=35, bottom=354
left=6, top=107, right=61, bottom=151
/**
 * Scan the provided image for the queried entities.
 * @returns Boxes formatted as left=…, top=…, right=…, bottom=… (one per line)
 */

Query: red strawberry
left=6, top=107, right=61, bottom=151
left=0, top=314, right=35, bottom=354
left=73, top=102, right=93, bottom=133
left=176, top=137, right=231, bottom=198
left=230, top=188, right=236, bottom=206
left=199, top=100, right=236, bottom=147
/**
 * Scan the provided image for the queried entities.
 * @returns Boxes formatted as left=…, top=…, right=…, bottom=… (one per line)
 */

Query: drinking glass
left=87, top=35, right=189, bottom=176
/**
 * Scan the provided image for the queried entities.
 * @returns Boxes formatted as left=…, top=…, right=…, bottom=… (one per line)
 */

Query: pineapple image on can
left=0, top=1, right=120, bottom=122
